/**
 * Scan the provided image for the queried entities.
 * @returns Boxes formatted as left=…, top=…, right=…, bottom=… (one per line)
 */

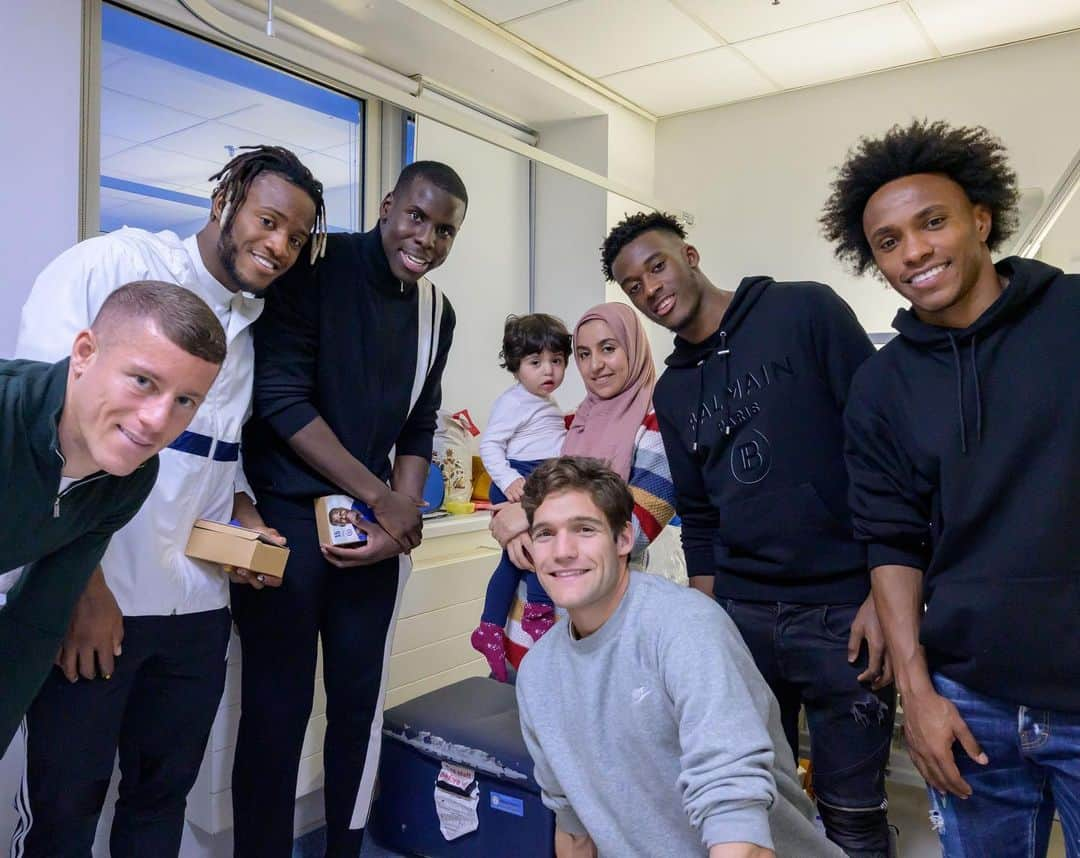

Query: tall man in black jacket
left=604, top=213, right=895, bottom=858
left=823, top=120, right=1080, bottom=857
left=236, top=161, right=466, bottom=857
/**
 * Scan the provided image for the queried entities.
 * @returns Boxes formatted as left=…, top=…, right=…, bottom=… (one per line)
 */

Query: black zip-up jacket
left=654, top=277, right=875, bottom=604
left=243, top=225, right=456, bottom=502
left=845, top=256, right=1080, bottom=712
left=0, top=358, right=158, bottom=747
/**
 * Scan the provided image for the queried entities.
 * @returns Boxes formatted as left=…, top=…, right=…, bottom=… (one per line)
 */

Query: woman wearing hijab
left=490, top=302, right=676, bottom=669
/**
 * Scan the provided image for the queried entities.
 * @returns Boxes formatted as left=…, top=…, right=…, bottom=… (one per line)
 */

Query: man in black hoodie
left=605, top=212, right=895, bottom=857
left=823, top=119, right=1080, bottom=856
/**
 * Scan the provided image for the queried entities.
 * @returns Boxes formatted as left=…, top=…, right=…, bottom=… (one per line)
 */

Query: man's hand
left=503, top=478, right=526, bottom=503
left=554, top=830, right=596, bottom=858
left=56, top=567, right=123, bottom=681
left=849, top=594, right=893, bottom=689
left=223, top=526, right=286, bottom=590
left=489, top=501, right=529, bottom=547
left=321, top=521, right=404, bottom=568
left=902, top=686, right=988, bottom=797
left=505, top=532, right=534, bottom=572
left=372, top=488, right=423, bottom=550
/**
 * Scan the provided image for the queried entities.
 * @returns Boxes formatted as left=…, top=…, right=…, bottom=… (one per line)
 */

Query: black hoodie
left=654, top=277, right=875, bottom=604
left=844, top=257, right=1080, bottom=713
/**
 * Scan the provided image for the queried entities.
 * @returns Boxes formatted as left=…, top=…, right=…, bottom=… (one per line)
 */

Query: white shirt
left=14, top=228, right=263, bottom=615
left=479, top=383, right=566, bottom=492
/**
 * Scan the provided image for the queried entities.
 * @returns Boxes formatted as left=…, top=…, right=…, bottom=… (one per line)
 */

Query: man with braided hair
left=9, top=146, right=324, bottom=858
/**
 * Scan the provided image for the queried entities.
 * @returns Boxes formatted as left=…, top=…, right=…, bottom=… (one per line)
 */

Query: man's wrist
left=896, top=654, right=935, bottom=700
left=363, top=483, right=391, bottom=507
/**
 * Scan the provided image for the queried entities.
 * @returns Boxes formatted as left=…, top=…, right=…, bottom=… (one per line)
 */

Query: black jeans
left=230, top=492, right=405, bottom=858
left=720, top=599, right=896, bottom=858
left=14, top=608, right=231, bottom=858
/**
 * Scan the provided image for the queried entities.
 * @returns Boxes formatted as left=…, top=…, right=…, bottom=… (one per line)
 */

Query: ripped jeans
left=720, top=599, right=896, bottom=858
left=927, top=674, right=1080, bottom=858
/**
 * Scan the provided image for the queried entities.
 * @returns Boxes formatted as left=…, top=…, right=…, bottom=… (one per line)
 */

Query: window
left=99, top=4, right=363, bottom=236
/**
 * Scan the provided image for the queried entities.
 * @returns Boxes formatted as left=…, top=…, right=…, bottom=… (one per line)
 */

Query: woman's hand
left=489, top=501, right=529, bottom=547
left=505, top=533, right=535, bottom=572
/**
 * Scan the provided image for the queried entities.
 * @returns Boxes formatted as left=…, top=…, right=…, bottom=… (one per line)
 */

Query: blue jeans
left=927, top=674, right=1080, bottom=858
left=480, top=459, right=551, bottom=625
left=721, top=599, right=896, bottom=857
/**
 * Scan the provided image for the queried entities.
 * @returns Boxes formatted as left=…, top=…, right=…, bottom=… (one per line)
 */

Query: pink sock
left=470, top=621, right=509, bottom=683
left=521, top=602, right=556, bottom=642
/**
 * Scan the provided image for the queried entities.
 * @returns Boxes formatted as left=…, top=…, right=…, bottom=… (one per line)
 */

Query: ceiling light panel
left=601, top=47, right=776, bottom=114
left=507, top=0, right=717, bottom=77
left=736, top=4, right=936, bottom=89
left=675, top=0, right=888, bottom=43
left=908, top=0, right=1080, bottom=55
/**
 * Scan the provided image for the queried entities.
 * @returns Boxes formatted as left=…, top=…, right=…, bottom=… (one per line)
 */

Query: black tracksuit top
left=243, top=226, right=456, bottom=503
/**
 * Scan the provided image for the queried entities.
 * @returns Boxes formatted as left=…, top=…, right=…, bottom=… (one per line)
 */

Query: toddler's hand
left=504, top=478, right=526, bottom=503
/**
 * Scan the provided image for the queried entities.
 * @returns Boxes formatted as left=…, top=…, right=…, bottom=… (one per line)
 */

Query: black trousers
left=230, top=492, right=405, bottom=858
left=13, top=608, right=231, bottom=858
left=720, top=599, right=897, bottom=858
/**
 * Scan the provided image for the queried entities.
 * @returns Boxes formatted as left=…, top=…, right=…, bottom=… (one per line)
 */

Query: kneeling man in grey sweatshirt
left=515, top=457, right=844, bottom=858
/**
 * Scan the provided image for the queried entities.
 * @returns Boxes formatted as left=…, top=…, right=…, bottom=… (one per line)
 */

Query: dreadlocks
left=208, top=145, right=328, bottom=264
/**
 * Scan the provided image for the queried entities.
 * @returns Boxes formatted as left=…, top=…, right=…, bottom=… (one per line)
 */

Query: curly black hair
left=820, top=120, right=1020, bottom=275
left=499, top=313, right=572, bottom=372
left=600, top=211, right=686, bottom=282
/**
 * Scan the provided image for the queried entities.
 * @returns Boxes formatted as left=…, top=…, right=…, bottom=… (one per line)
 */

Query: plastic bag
left=432, top=410, right=476, bottom=504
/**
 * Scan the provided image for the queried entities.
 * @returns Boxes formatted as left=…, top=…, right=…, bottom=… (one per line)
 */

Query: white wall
left=0, top=1, right=82, bottom=357
left=0, top=3, right=82, bottom=842
left=415, top=117, right=531, bottom=429
left=533, top=116, right=610, bottom=409
left=655, top=30, right=1080, bottom=334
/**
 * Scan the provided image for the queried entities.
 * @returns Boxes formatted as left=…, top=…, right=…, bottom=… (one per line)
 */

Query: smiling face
left=575, top=319, right=630, bottom=400
left=212, top=171, right=317, bottom=295
left=379, top=177, right=467, bottom=285
left=862, top=172, right=1001, bottom=328
left=515, top=348, right=567, bottom=398
left=529, top=488, right=633, bottom=636
left=612, top=228, right=704, bottom=334
left=62, top=321, right=220, bottom=477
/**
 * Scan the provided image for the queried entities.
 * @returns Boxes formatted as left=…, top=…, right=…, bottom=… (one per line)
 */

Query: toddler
left=471, top=314, right=570, bottom=681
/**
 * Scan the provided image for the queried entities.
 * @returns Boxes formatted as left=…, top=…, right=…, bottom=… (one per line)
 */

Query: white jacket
left=15, top=228, right=263, bottom=615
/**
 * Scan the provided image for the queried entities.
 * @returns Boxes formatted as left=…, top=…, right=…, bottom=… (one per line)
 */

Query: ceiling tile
left=736, top=4, right=935, bottom=89
left=220, top=100, right=355, bottom=152
left=507, top=0, right=717, bottom=77
left=908, top=0, right=1080, bottom=55
left=295, top=151, right=354, bottom=190
left=101, top=133, right=139, bottom=159
left=100, top=89, right=205, bottom=143
left=459, top=1, right=569, bottom=24
left=601, top=47, right=776, bottom=115
left=101, top=143, right=221, bottom=191
left=151, top=120, right=308, bottom=177
left=102, top=54, right=263, bottom=120
left=674, top=0, right=888, bottom=43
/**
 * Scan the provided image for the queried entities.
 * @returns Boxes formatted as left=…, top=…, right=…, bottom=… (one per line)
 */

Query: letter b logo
left=730, top=429, right=771, bottom=484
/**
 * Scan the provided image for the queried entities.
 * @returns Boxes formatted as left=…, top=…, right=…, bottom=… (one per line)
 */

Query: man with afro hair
left=605, top=210, right=897, bottom=857
left=824, top=119, right=1080, bottom=856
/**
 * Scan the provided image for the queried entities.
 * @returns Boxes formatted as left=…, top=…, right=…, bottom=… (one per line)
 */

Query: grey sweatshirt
left=516, top=572, right=843, bottom=857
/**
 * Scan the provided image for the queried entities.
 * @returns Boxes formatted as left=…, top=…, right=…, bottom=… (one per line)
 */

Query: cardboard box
left=315, top=495, right=376, bottom=547
left=185, top=520, right=289, bottom=578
